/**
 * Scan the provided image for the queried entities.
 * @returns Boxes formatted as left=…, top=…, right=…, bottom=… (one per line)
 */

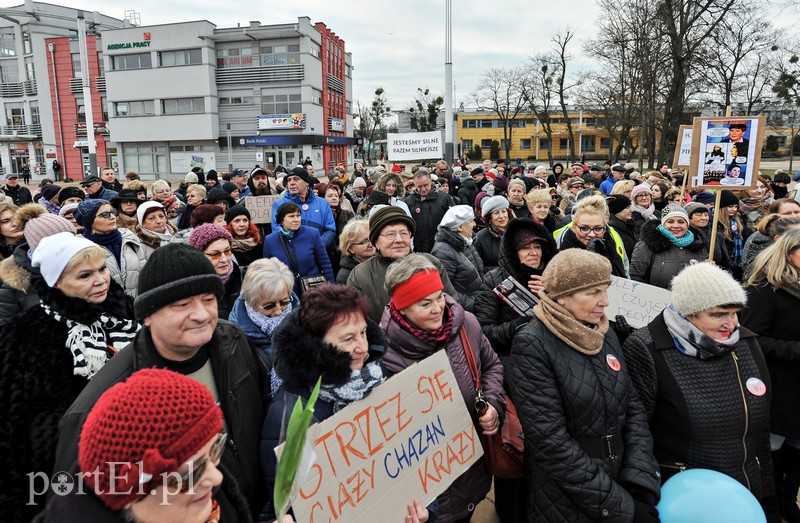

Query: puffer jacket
left=475, top=219, right=556, bottom=361
left=53, top=319, right=268, bottom=519
left=404, top=188, right=453, bottom=253
left=629, top=220, right=707, bottom=289
left=0, top=242, right=41, bottom=326
left=104, top=228, right=148, bottom=297
left=381, top=295, right=504, bottom=523
left=458, top=178, right=479, bottom=208
left=473, top=226, right=502, bottom=272
left=335, top=253, right=358, bottom=284
left=262, top=308, right=387, bottom=520
left=347, top=252, right=460, bottom=323
left=608, top=214, right=638, bottom=260
left=431, top=227, right=484, bottom=312
left=622, top=312, right=777, bottom=517
left=508, top=315, right=661, bottom=522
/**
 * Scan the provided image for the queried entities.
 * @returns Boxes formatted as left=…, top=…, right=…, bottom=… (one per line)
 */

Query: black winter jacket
left=405, top=188, right=453, bottom=253
left=608, top=214, right=638, bottom=260
left=335, top=253, right=358, bottom=284
left=508, top=317, right=661, bottom=522
left=629, top=220, right=707, bottom=289
left=457, top=178, right=479, bottom=208
left=622, top=312, right=777, bottom=517
left=473, top=227, right=502, bottom=272
left=431, top=227, right=484, bottom=311
left=53, top=320, right=268, bottom=519
left=0, top=241, right=41, bottom=326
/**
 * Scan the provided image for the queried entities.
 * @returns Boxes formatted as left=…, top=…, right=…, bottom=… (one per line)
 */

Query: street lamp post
left=444, top=0, right=454, bottom=165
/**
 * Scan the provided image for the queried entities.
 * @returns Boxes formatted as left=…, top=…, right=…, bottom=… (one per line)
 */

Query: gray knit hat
left=670, top=262, right=747, bottom=316
left=660, top=204, right=689, bottom=225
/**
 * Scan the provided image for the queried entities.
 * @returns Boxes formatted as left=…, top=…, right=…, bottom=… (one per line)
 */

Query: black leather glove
left=586, top=237, right=608, bottom=255
left=633, top=499, right=660, bottom=523
left=511, top=316, right=531, bottom=332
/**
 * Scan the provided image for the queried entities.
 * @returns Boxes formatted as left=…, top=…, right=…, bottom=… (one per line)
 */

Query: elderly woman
left=336, top=217, right=375, bottom=284
left=509, top=249, right=661, bottom=522
left=630, top=184, right=657, bottom=234
left=177, top=183, right=207, bottom=230
left=0, top=232, right=138, bottom=519
left=189, top=203, right=226, bottom=228
left=473, top=196, right=510, bottom=272
left=263, top=202, right=334, bottom=296
left=611, top=180, right=635, bottom=199
left=110, top=189, right=143, bottom=233
left=382, top=254, right=504, bottom=523
left=623, top=262, right=777, bottom=520
left=44, top=368, right=248, bottom=522
left=554, top=195, right=628, bottom=278
left=506, top=178, right=530, bottom=219
left=228, top=257, right=297, bottom=371
left=740, top=175, right=775, bottom=233
left=431, top=205, right=484, bottom=312
left=224, top=204, right=262, bottom=270
left=188, top=224, right=242, bottom=318
left=0, top=202, right=22, bottom=259
left=135, top=201, right=177, bottom=257
left=629, top=204, right=708, bottom=289
left=74, top=199, right=148, bottom=297
left=150, top=179, right=184, bottom=222
left=262, top=284, right=430, bottom=522
left=526, top=187, right=562, bottom=233
left=743, top=229, right=800, bottom=521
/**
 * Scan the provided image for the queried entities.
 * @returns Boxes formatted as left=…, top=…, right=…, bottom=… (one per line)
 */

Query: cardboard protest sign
left=281, top=350, right=482, bottom=522
left=673, top=125, right=693, bottom=168
left=688, top=116, right=766, bottom=190
left=244, top=195, right=281, bottom=224
left=607, top=276, right=671, bottom=329
left=387, top=131, right=444, bottom=161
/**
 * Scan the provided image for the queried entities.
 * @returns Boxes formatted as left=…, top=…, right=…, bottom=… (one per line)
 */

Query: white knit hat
left=670, top=262, right=747, bottom=316
left=32, top=232, right=99, bottom=287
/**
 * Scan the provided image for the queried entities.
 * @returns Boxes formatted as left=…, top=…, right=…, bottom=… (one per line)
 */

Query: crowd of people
left=1, top=158, right=799, bottom=523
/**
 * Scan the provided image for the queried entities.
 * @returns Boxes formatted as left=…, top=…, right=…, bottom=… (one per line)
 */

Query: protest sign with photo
left=689, top=116, right=766, bottom=190
left=281, top=350, right=482, bottom=522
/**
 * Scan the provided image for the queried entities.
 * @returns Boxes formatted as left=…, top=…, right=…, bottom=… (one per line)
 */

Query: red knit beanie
left=79, top=369, right=223, bottom=511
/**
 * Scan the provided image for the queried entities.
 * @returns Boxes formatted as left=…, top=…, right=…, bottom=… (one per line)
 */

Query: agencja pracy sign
left=278, top=350, right=482, bottom=522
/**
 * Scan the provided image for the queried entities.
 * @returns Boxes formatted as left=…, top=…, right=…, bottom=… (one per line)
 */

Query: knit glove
left=586, top=237, right=608, bottom=255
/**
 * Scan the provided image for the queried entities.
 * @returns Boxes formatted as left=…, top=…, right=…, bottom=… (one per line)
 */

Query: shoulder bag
left=280, top=235, right=327, bottom=295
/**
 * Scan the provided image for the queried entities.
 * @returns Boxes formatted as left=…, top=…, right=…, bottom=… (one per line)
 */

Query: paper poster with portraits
left=688, top=116, right=765, bottom=190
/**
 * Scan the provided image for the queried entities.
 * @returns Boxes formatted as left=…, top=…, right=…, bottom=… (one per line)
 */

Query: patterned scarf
left=244, top=300, right=293, bottom=335
left=41, top=198, right=61, bottom=215
left=662, top=306, right=740, bottom=359
left=317, top=361, right=384, bottom=413
left=389, top=301, right=454, bottom=347
left=533, top=290, right=609, bottom=355
left=41, top=303, right=140, bottom=379
left=730, top=218, right=744, bottom=267
left=658, top=224, right=695, bottom=248
left=488, top=222, right=506, bottom=238
left=633, top=203, right=656, bottom=219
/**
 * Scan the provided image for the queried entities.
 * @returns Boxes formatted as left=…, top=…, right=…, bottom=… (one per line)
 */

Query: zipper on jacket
left=659, top=462, right=687, bottom=471
left=731, top=352, right=751, bottom=491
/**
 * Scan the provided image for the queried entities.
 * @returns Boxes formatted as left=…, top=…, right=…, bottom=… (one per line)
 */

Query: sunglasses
left=166, top=430, right=227, bottom=493
left=204, top=247, right=232, bottom=261
left=97, top=209, right=119, bottom=219
left=260, top=298, right=292, bottom=311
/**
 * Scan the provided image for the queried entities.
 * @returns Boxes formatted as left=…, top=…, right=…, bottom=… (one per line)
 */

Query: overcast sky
left=47, top=1, right=800, bottom=110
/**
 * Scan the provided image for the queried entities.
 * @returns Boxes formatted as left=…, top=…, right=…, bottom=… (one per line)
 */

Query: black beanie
left=221, top=182, right=239, bottom=195
left=57, top=186, right=86, bottom=205
left=287, top=166, right=313, bottom=185
left=719, top=190, right=739, bottom=208
left=606, top=194, right=632, bottom=215
left=368, top=206, right=416, bottom=246
left=276, top=202, right=301, bottom=225
left=134, top=243, right=224, bottom=321
left=226, top=204, right=251, bottom=223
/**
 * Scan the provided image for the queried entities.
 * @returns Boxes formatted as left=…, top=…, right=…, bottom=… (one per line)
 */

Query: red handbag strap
left=459, top=326, right=482, bottom=391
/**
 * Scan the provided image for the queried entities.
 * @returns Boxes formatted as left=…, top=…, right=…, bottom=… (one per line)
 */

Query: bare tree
left=773, top=49, right=800, bottom=171
left=353, top=87, right=391, bottom=165
left=522, top=56, right=559, bottom=164
left=408, top=88, right=444, bottom=132
left=472, top=67, right=527, bottom=162
left=553, top=30, right=581, bottom=161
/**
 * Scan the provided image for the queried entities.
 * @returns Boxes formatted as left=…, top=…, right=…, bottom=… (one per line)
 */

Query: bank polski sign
left=387, top=131, right=443, bottom=161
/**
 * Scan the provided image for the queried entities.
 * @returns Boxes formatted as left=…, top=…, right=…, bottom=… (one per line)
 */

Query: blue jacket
left=599, top=177, right=616, bottom=195
left=228, top=292, right=300, bottom=371
left=270, top=190, right=336, bottom=247
left=262, top=226, right=334, bottom=295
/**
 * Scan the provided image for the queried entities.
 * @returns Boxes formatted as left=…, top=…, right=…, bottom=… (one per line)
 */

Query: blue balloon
left=657, top=468, right=766, bottom=523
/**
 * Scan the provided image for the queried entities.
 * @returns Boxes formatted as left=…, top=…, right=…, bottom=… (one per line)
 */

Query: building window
left=259, top=43, right=300, bottom=65
left=0, top=29, right=15, bottom=57
left=540, top=138, right=551, bottom=150
left=111, top=53, right=152, bottom=71
left=310, top=43, right=320, bottom=58
left=581, top=135, right=596, bottom=152
left=161, top=97, right=205, bottom=115
left=72, top=53, right=82, bottom=78
left=311, top=89, right=322, bottom=105
left=0, top=61, right=18, bottom=83
left=500, top=139, right=510, bottom=150
left=217, top=47, right=255, bottom=68
left=5, top=105, right=24, bottom=126
left=481, top=139, right=492, bottom=149
left=159, top=49, right=202, bottom=67
left=30, top=103, right=39, bottom=125
left=97, top=52, right=104, bottom=76
left=559, top=138, right=569, bottom=149
left=122, top=144, right=167, bottom=174
left=261, top=92, right=301, bottom=114
left=114, top=100, right=155, bottom=117
left=76, top=101, right=85, bottom=123
left=24, top=57, right=34, bottom=82
left=462, top=139, right=473, bottom=151
left=219, top=96, right=253, bottom=105
left=600, top=137, right=611, bottom=149
left=34, top=145, right=44, bottom=170
left=520, top=138, right=532, bottom=150
left=22, top=31, right=31, bottom=55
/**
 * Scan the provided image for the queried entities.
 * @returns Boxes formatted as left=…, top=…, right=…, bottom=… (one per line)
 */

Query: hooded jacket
left=629, top=220, right=708, bottom=289
left=270, top=189, right=337, bottom=247
left=431, top=227, right=484, bottom=312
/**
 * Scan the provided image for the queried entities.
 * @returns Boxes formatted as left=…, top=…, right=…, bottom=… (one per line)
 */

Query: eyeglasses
left=349, top=238, right=372, bottom=248
left=379, top=230, right=411, bottom=241
left=166, top=430, right=227, bottom=493
left=576, top=225, right=606, bottom=235
left=204, top=247, right=232, bottom=261
left=97, top=209, right=119, bottom=219
left=570, top=184, right=584, bottom=189
left=260, top=298, right=292, bottom=311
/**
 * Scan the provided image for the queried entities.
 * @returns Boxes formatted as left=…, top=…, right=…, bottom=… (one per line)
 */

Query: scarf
left=739, top=194, right=772, bottom=221
left=488, top=223, right=506, bottom=238
left=278, top=225, right=295, bottom=239
left=317, top=361, right=384, bottom=413
left=633, top=203, right=656, bottom=219
left=232, top=237, right=258, bottom=252
left=389, top=301, right=454, bottom=347
left=42, top=198, right=61, bottom=215
left=779, top=280, right=800, bottom=302
left=207, top=499, right=220, bottom=523
left=533, top=290, right=609, bottom=355
left=84, top=229, right=123, bottom=267
left=41, top=303, right=140, bottom=379
left=658, top=224, right=695, bottom=248
left=662, top=306, right=740, bottom=359
left=460, top=234, right=474, bottom=247
left=140, top=227, right=174, bottom=246
left=244, top=300, right=293, bottom=336
left=220, top=261, right=234, bottom=284
left=729, top=218, right=744, bottom=267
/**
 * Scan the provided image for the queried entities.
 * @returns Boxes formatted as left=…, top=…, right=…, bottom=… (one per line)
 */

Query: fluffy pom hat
left=670, top=262, right=747, bottom=316
left=79, top=368, right=223, bottom=511
left=14, top=203, right=76, bottom=251
left=188, top=223, right=232, bottom=252
left=542, top=249, right=612, bottom=300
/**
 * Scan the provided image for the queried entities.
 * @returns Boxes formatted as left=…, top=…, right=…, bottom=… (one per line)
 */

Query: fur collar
left=0, top=243, right=33, bottom=292
left=498, top=218, right=556, bottom=279
left=639, top=219, right=706, bottom=254
left=272, top=309, right=386, bottom=388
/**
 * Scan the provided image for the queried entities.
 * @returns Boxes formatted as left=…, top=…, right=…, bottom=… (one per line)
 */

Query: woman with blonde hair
left=742, top=213, right=800, bottom=279
left=336, top=218, right=375, bottom=283
left=149, top=179, right=184, bottom=222
left=526, top=187, right=562, bottom=232
left=610, top=180, right=635, bottom=199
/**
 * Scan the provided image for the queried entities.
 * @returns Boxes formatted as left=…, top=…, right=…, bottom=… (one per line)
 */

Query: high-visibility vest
left=553, top=221, right=628, bottom=268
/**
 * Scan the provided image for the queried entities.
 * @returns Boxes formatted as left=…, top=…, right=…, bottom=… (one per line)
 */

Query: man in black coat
left=457, top=168, right=480, bottom=208
left=404, top=168, right=453, bottom=253
left=52, top=244, right=268, bottom=519
left=3, top=173, right=32, bottom=205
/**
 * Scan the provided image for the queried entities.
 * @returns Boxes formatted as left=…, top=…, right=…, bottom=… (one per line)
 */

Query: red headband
left=391, top=269, right=444, bottom=310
